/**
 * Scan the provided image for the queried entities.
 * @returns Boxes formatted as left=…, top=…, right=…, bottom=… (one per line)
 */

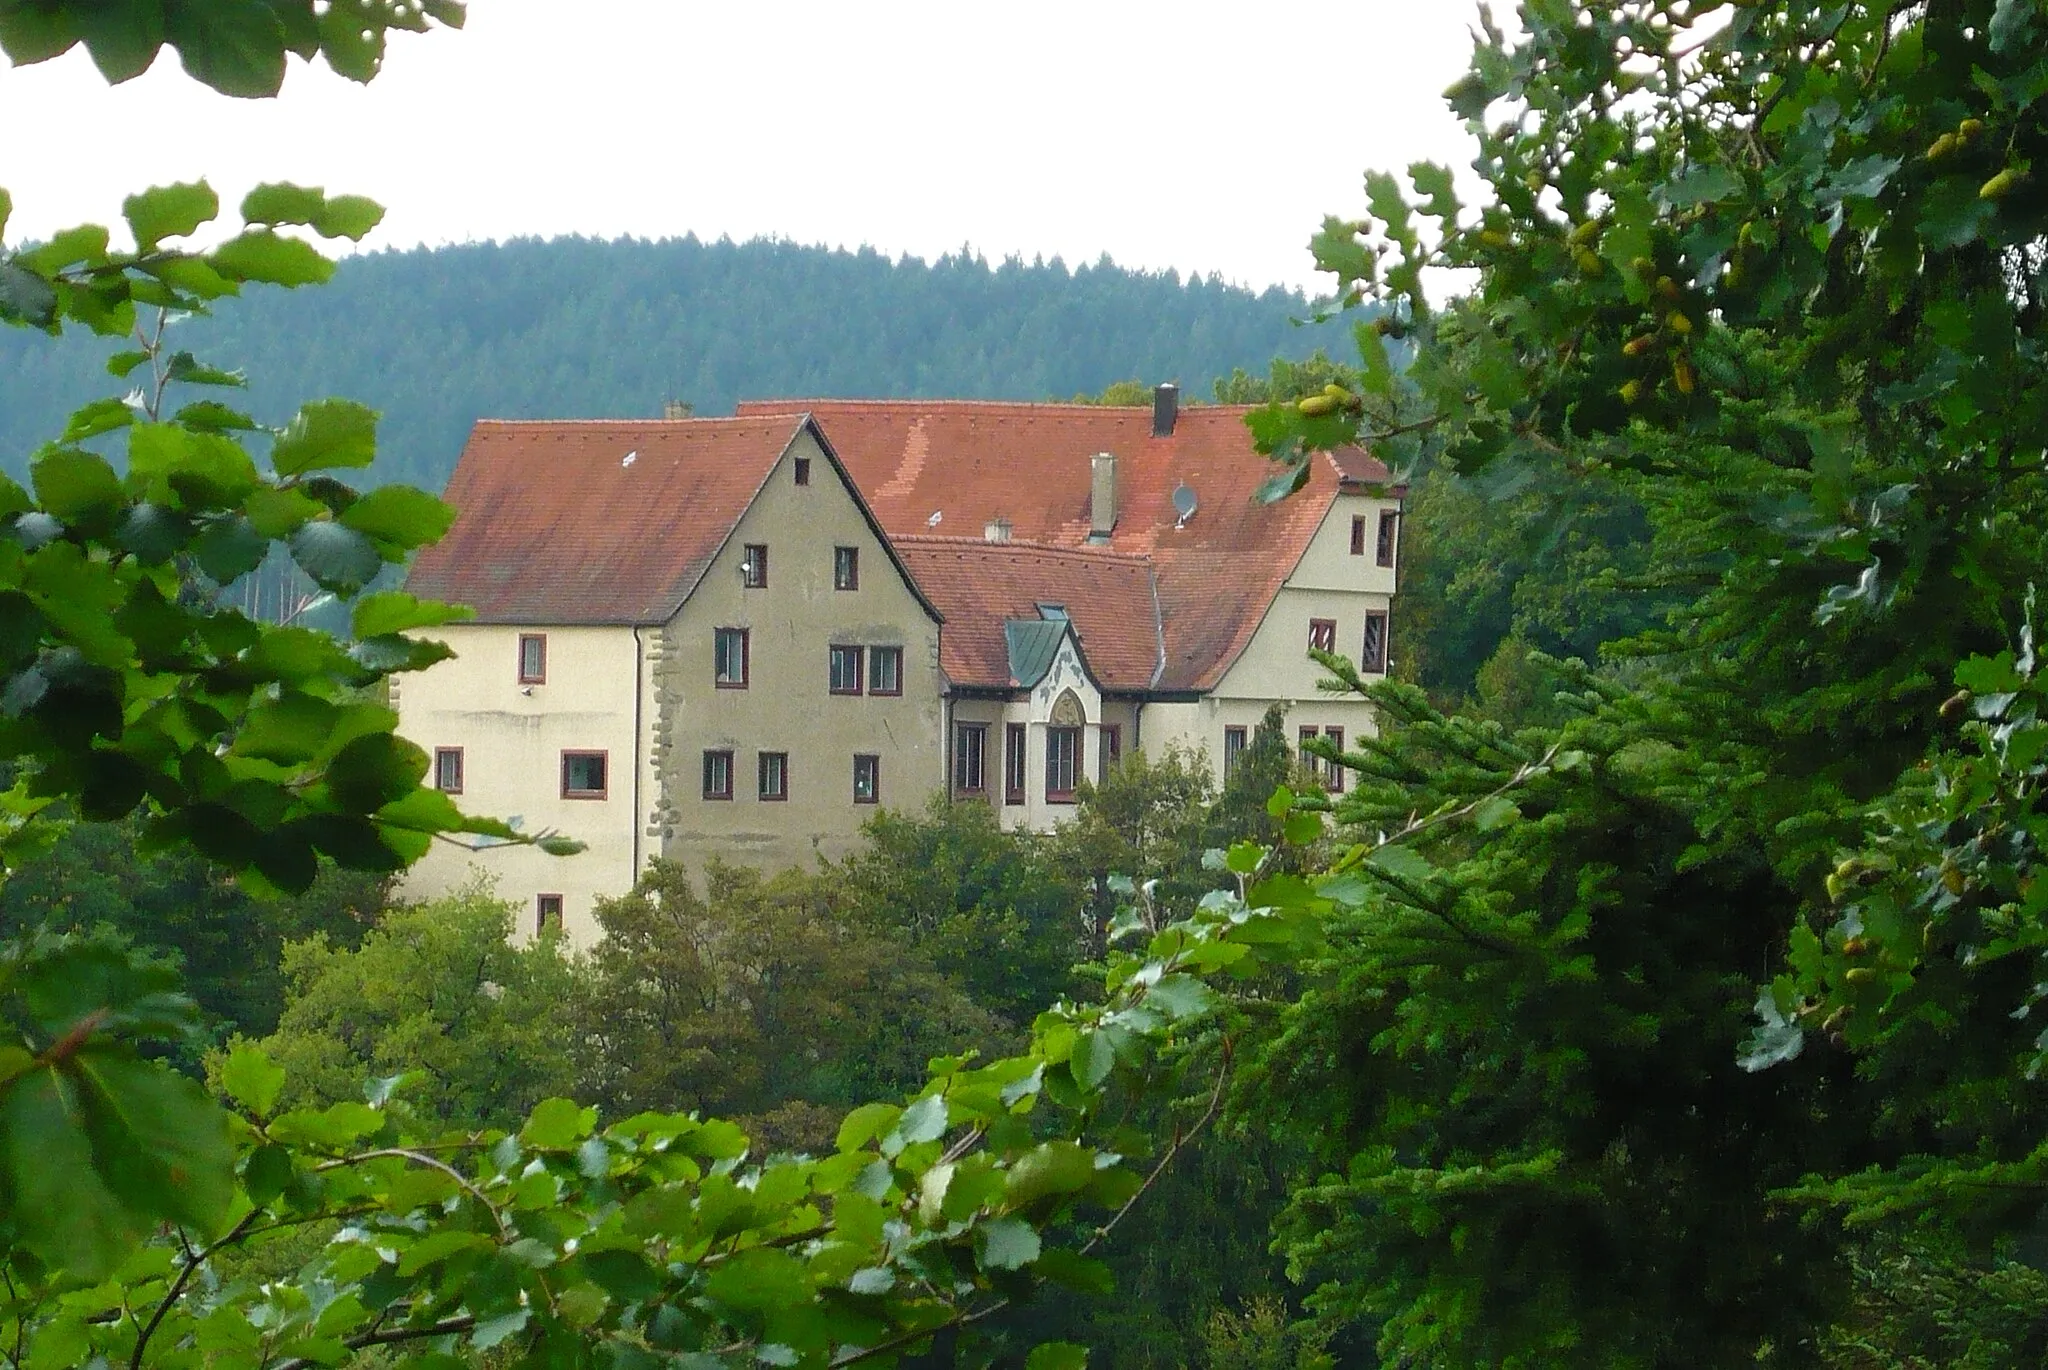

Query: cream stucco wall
left=393, top=622, right=646, bottom=947
left=648, top=428, right=944, bottom=874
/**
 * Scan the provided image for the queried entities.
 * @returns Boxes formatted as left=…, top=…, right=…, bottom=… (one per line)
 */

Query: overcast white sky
left=0, top=2, right=1492, bottom=294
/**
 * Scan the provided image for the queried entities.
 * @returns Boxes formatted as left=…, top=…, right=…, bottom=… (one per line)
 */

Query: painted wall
left=648, top=427, right=944, bottom=873
left=393, top=622, right=645, bottom=947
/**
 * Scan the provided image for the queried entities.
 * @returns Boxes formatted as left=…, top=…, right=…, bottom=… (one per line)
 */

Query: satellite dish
left=927, top=509, right=943, bottom=527
left=1172, top=483, right=1199, bottom=525
left=621, top=450, right=638, bottom=468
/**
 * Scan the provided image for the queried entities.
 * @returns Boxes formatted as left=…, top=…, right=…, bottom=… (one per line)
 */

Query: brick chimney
left=1089, top=453, right=1118, bottom=542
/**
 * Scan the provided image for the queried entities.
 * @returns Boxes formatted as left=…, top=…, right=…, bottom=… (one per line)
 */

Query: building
left=396, top=388, right=1399, bottom=943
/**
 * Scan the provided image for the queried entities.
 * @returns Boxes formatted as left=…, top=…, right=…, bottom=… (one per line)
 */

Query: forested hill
left=0, top=235, right=1335, bottom=491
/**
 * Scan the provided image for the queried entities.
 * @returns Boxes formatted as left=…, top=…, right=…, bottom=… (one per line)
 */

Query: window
left=853, top=754, right=880, bottom=804
left=1351, top=514, right=1367, bottom=556
left=434, top=746, right=463, bottom=794
left=1309, top=618, right=1337, bottom=654
left=1223, top=726, right=1248, bottom=779
left=703, top=749, right=734, bottom=800
left=518, top=633, right=546, bottom=684
left=714, top=627, right=749, bottom=688
left=741, top=543, right=768, bottom=589
left=829, top=644, right=864, bottom=695
left=955, top=723, right=987, bottom=793
left=561, top=750, right=607, bottom=799
left=1099, top=724, right=1122, bottom=782
left=1324, top=726, right=1346, bottom=794
left=1046, top=727, right=1079, bottom=803
left=869, top=646, right=903, bottom=696
left=1300, top=725, right=1320, bottom=759
left=794, top=456, right=811, bottom=486
left=1377, top=509, right=1399, bottom=568
left=1004, top=723, right=1027, bottom=805
left=536, top=894, right=563, bottom=935
left=835, top=546, right=859, bottom=590
left=758, top=751, right=788, bottom=801
left=1362, top=610, right=1389, bottom=673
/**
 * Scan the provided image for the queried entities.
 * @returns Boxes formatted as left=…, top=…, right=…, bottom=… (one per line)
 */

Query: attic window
left=794, top=457, right=811, bottom=486
left=742, top=544, right=768, bottom=589
left=1036, top=603, right=1068, bottom=620
left=518, top=634, right=546, bottom=684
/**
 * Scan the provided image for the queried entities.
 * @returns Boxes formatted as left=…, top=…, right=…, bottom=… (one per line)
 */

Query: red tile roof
left=737, top=400, right=1389, bottom=690
left=408, top=417, right=811, bottom=624
left=891, top=537, right=1161, bottom=690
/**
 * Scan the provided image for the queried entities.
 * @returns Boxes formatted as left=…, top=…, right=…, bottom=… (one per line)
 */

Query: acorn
left=1619, top=379, right=1643, bottom=405
left=1981, top=168, right=2023, bottom=200
left=1941, top=864, right=1965, bottom=895
left=1323, top=382, right=1350, bottom=400
left=1569, top=219, right=1602, bottom=246
left=1480, top=229, right=1513, bottom=248
left=1297, top=394, right=1338, bottom=417
left=1939, top=688, right=1972, bottom=720
left=1656, top=275, right=1682, bottom=299
left=1841, top=938, right=1870, bottom=956
left=1926, top=133, right=1958, bottom=161
left=1738, top=221, right=1756, bottom=248
left=1672, top=357, right=1696, bottom=394
left=1666, top=311, right=1694, bottom=334
left=1958, top=118, right=1984, bottom=142
left=1844, top=967, right=1877, bottom=985
left=1631, top=256, right=1656, bottom=277
left=1576, top=250, right=1604, bottom=276
left=1623, top=334, right=1657, bottom=357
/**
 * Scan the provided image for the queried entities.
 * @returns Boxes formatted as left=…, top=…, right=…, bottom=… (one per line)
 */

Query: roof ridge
left=738, top=397, right=1259, bottom=416
left=475, top=415, right=800, bottom=427
left=891, top=533, right=1153, bottom=565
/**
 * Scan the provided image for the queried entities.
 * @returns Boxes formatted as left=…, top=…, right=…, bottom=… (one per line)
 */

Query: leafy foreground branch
left=0, top=808, right=1390, bottom=1370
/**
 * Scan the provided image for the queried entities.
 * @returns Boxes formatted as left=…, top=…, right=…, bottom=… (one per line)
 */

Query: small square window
left=714, top=627, right=749, bottom=688
left=1309, top=618, right=1337, bottom=654
left=518, top=634, right=546, bottom=684
left=794, top=457, right=811, bottom=486
left=742, top=543, right=768, bottom=589
left=835, top=545, right=859, bottom=591
left=536, top=893, right=563, bottom=935
left=829, top=644, right=864, bottom=695
left=1350, top=514, right=1367, bottom=556
left=703, top=749, right=734, bottom=800
left=759, top=751, right=788, bottom=801
left=562, top=750, right=607, bottom=799
left=1362, top=610, right=1389, bottom=673
left=1377, top=510, right=1399, bottom=568
left=869, top=646, right=903, bottom=696
left=955, top=723, right=987, bottom=793
left=1223, top=726, right=1248, bottom=779
left=853, top=754, right=880, bottom=804
left=434, top=746, right=463, bottom=794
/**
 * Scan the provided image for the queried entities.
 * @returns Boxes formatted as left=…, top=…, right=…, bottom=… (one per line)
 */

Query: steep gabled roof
left=892, top=536, right=1158, bottom=691
left=736, top=400, right=1389, bottom=689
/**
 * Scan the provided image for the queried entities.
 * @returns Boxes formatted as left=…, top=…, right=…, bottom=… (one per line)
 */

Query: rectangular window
left=758, top=751, right=788, bottom=801
left=1324, top=726, right=1346, bottom=794
left=1046, top=726, right=1079, bottom=803
left=702, top=749, right=734, bottom=800
left=742, top=543, right=768, bottom=589
left=853, top=753, right=881, bottom=804
left=1099, top=724, right=1122, bottom=783
left=1300, top=726, right=1320, bottom=759
left=1309, top=618, right=1337, bottom=654
left=1350, top=514, right=1367, bottom=556
left=955, top=723, right=987, bottom=793
left=869, top=645, right=903, bottom=696
left=1362, top=610, right=1389, bottom=673
left=1004, top=723, right=1027, bottom=805
left=561, top=750, right=607, bottom=799
left=1223, top=726, right=1248, bottom=779
left=536, top=893, right=563, bottom=935
left=518, top=633, right=546, bottom=684
left=714, top=627, right=749, bottom=688
left=829, top=644, right=865, bottom=695
left=794, top=457, right=811, bottom=486
left=1377, top=510, right=1399, bottom=568
left=835, top=545, right=859, bottom=590
left=434, top=746, right=463, bottom=794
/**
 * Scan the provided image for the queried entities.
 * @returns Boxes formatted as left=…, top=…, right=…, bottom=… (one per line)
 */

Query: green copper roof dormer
left=1005, top=618, right=1070, bottom=688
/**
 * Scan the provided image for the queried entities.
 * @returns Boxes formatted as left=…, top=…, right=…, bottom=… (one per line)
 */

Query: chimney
left=662, top=399, right=693, bottom=420
left=1152, top=382, right=1179, bottom=437
left=1089, top=453, right=1118, bottom=542
left=984, top=516, right=1012, bottom=543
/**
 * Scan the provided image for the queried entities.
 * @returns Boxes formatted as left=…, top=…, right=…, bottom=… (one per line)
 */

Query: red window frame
left=955, top=723, right=987, bottom=794
left=434, top=746, right=463, bottom=795
left=742, top=543, right=768, bottom=589
left=1350, top=514, right=1367, bottom=556
left=869, top=646, right=903, bottom=696
left=536, top=893, right=563, bottom=935
left=561, top=749, right=608, bottom=800
left=853, top=754, right=881, bottom=805
left=703, top=749, right=734, bottom=801
left=518, top=633, right=546, bottom=684
left=835, top=546, right=859, bottom=590
left=1299, top=726, right=1320, bottom=758
left=758, top=751, right=788, bottom=801
left=714, top=626, right=749, bottom=689
left=829, top=644, right=865, bottom=695
left=1362, top=610, right=1389, bottom=673
left=1309, top=618, right=1337, bottom=654
left=1045, top=726, right=1079, bottom=804
left=1004, top=723, right=1027, bottom=805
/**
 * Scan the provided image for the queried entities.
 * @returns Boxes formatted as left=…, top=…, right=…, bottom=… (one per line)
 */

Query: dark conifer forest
left=0, top=234, right=1336, bottom=489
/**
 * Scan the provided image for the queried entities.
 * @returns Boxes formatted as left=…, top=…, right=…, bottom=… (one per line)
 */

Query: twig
left=272, top=1314, right=477, bottom=1370
left=319, top=1148, right=511, bottom=1241
left=127, top=1207, right=264, bottom=1370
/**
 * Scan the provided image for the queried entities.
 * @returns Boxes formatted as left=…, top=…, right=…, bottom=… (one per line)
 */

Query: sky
left=0, top=2, right=1494, bottom=295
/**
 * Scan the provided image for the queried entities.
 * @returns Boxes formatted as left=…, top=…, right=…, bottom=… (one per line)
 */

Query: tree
left=1047, top=744, right=1215, bottom=947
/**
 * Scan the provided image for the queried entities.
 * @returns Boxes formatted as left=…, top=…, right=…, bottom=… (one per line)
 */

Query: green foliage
left=1068, top=378, right=1154, bottom=405
left=228, top=883, right=582, bottom=1129
left=1209, top=349, right=1363, bottom=406
left=1048, top=744, right=1215, bottom=946
left=1198, top=1295, right=1333, bottom=1370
